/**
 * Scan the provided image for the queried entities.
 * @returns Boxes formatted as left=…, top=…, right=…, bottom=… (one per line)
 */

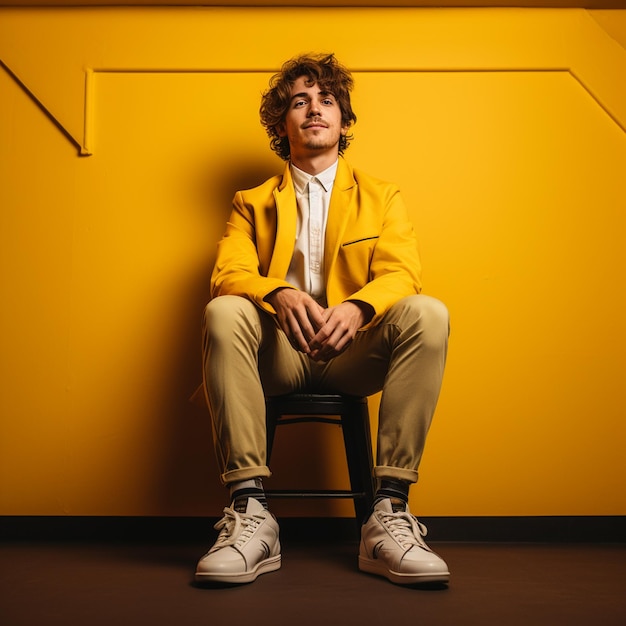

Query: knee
left=420, top=295, right=449, bottom=330
left=399, top=294, right=450, bottom=337
left=203, top=295, right=258, bottom=340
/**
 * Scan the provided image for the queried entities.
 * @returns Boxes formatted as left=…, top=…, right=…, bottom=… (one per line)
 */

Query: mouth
left=303, top=120, right=328, bottom=129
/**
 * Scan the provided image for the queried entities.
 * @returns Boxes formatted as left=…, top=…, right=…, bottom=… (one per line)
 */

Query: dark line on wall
left=0, top=58, right=87, bottom=156
left=90, top=66, right=624, bottom=133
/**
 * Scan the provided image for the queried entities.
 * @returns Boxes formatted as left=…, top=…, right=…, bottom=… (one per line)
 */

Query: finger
left=296, top=308, right=319, bottom=343
left=307, top=302, right=327, bottom=332
left=310, top=328, right=343, bottom=361
left=309, top=323, right=332, bottom=352
left=286, top=312, right=311, bottom=353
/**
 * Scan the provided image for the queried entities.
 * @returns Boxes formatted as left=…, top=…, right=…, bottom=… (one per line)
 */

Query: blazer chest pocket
left=338, top=236, right=379, bottom=283
left=342, top=235, right=379, bottom=248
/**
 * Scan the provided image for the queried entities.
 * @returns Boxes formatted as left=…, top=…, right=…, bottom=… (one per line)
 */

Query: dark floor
left=1, top=534, right=625, bottom=626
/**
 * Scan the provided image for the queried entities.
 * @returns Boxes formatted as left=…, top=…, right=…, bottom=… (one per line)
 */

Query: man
left=195, top=53, right=450, bottom=586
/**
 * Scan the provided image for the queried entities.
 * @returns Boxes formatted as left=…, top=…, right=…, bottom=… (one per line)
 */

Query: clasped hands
left=266, top=288, right=372, bottom=362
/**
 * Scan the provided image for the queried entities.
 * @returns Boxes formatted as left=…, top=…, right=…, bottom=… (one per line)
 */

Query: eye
left=322, top=98, right=335, bottom=105
left=294, top=99, right=307, bottom=108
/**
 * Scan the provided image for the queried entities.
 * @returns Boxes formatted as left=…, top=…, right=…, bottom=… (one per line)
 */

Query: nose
left=307, top=101, right=321, bottom=116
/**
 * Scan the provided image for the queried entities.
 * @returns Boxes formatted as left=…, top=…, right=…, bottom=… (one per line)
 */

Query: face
left=278, top=75, right=348, bottom=163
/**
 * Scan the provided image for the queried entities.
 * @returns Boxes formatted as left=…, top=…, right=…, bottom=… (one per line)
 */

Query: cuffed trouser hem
left=221, top=466, right=272, bottom=486
left=374, top=465, right=419, bottom=484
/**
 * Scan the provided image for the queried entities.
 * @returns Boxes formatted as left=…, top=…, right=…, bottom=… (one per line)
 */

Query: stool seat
left=265, top=393, right=376, bottom=523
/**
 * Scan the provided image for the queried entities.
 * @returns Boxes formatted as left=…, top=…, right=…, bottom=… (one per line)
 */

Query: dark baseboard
left=0, top=515, right=624, bottom=543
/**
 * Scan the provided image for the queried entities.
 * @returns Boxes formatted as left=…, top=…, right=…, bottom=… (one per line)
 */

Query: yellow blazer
left=210, top=157, right=423, bottom=328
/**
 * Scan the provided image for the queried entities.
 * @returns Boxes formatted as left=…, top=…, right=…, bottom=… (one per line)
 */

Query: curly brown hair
left=259, top=53, right=357, bottom=160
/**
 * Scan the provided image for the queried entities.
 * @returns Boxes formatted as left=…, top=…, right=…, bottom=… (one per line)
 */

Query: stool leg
left=340, top=403, right=376, bottom=524
left=265, top=401, right=279, bottom=463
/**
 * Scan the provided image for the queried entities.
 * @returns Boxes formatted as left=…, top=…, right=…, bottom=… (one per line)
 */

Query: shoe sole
left=195, top=555, right=281, bottom=584
left=358, top=556, right=450, bottom=585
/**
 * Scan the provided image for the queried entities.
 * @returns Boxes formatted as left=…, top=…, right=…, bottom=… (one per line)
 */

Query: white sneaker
left=359, top=498, right=450, bottom=585
left=195, top=497, right=281, bottom=584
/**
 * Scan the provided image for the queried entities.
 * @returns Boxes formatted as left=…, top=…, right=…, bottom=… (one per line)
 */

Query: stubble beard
left=302, top=130, right=340, bottom=152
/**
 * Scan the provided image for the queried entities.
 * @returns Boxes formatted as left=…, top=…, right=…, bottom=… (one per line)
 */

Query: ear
left=277, top=122, right=287, bottom=138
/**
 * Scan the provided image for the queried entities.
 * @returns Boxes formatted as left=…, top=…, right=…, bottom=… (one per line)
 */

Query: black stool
left=265, top=393, right=376, bottom=524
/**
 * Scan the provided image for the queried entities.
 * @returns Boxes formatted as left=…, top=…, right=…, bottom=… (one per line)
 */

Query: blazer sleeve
left=210, top=191, right=292, bottom=313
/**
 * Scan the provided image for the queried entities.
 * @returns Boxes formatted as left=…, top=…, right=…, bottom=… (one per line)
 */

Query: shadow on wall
left=150, top=155, right=290, bottom=517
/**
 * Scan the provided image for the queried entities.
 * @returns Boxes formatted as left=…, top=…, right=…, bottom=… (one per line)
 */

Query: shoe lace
left=212, top=506, right=263, bottom=550
left=380, top=511, right=430, bottom=551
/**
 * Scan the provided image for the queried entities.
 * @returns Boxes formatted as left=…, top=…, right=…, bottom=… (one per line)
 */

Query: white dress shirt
left=285, top=160, right=338, bottom=306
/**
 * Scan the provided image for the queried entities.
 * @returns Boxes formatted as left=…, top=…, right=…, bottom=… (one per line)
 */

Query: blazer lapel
left=268, top=163, right=297, bottom=279
left=324, top=158, right=357, bottom=282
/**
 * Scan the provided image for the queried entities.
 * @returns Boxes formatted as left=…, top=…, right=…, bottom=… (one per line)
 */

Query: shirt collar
left=290, top=160, right=338, bottom=194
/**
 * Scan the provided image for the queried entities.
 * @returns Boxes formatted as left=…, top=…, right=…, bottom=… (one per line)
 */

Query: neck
left=290, top=151, right=339, bottom=176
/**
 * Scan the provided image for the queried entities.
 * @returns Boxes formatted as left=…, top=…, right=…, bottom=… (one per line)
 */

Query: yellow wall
left=1, top=7, right=625, bottom=517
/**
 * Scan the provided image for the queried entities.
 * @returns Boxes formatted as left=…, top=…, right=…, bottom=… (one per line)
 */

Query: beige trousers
left=202, top=294, right=449, bottom=486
